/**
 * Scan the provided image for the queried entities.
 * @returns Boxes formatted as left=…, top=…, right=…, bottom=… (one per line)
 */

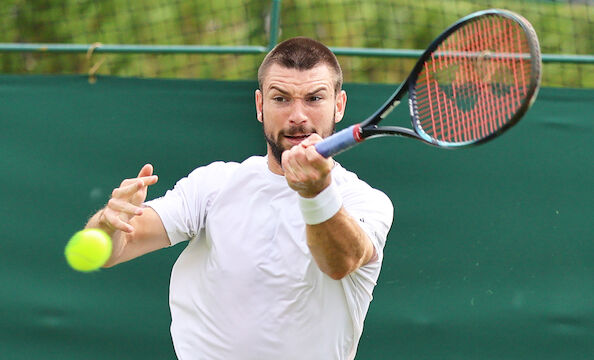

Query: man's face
left=255, top=63, right=346, bottom=168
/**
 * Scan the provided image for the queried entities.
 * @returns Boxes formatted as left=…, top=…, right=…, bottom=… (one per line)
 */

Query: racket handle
left=315, top=124, right=363, bottom=158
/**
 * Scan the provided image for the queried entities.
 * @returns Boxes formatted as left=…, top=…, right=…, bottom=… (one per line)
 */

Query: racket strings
left=413, top=15, right=534, bottom=143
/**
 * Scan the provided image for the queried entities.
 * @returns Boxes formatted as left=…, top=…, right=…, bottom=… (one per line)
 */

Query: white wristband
left=298, top=182, right=343, bottom=225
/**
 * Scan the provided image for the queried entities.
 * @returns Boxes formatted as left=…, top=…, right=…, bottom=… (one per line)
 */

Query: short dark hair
left=257, top=37, right=343, bottom=94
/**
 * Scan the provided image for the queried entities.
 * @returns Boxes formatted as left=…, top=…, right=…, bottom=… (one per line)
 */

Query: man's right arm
left=86, top=164, right=170, bottom=267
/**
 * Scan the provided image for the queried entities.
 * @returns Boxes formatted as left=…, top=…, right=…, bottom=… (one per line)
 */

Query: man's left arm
left=305, top=207, right=375, bottom=280
left=282, top=135, right=378, bottom=280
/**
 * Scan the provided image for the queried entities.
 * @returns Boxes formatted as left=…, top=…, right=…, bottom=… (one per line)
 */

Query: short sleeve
left=339, top=181, right=394, bottom=264
left=336, top=178, right=394, bottom=338
left=145, top=162, right=238, bottom=246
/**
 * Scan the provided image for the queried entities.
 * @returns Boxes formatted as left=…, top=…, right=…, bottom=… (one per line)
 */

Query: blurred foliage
left=0, top=0, right=592, bottom=87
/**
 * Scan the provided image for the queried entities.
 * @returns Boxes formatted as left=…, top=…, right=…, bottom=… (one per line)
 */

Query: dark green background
left=0, top=75, right=592, bottom=359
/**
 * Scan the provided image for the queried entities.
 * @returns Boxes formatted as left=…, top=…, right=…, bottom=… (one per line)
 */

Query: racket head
left=407, top=9, right=542, bottom=147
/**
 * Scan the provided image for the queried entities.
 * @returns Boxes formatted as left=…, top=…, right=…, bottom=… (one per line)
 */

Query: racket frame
left=315, top=8, right=542, bottom=157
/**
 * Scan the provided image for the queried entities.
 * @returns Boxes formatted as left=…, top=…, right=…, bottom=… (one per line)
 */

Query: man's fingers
left=301, top=133, right=323, bottom=147
left=102, top=208, right=135, bottom=233
left=284, top=145, right=328, bottom=179
left=142, top=174, right=159, bottom=186
left=113, top=176, right=157, bottom=198
left=304, top=144, right=330, bottom=168
left=113, top=180, right=144, bottom=198
left=282, top=140, right=333, bottom=198
left=108, top=198, right=144, bottom=216
left=137, top=163, right=154, bottom=178
left=282, top=148, right=304, bottom=180
left=121, top=175, right=158, bottom=187
left=125, top=175, right=158, bottom=187
left=99, top=165, right=156, bottom=234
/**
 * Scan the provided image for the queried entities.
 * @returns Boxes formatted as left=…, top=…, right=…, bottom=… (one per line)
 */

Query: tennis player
left=85, top=37, right=393, bottom=359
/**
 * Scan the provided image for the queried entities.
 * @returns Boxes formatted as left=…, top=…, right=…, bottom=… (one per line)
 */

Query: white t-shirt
left=146, top=156, right=393, bottom=360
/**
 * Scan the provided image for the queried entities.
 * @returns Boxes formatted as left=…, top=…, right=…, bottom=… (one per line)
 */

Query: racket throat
left=380, top=100, right=400, bottom=119
left=362, top=126, right=415, bottom=138
left=352, top=124, right=364, bottom=142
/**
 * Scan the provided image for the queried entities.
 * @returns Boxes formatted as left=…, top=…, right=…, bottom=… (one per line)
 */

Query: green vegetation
left=0, top=0, right=591, bottom=87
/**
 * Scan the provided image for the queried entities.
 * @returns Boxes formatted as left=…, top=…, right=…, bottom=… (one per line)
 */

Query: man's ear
left=255, top=89, right=263, bottom=123
left=334, top=90, right=347, bottom=123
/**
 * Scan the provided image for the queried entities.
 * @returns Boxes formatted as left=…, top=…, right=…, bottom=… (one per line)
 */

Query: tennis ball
left=64, top=229, right=112, bottom=272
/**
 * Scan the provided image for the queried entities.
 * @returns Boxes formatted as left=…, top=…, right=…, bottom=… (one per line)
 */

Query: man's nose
left=288, top=99, right=308, bottom=125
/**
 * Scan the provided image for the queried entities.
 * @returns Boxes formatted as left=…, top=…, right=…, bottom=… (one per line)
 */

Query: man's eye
left=308, top=96, right=322, bottom=102
left=273, top=96, right=286, bottom=102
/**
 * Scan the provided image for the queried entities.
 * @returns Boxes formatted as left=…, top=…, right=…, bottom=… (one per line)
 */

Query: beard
left=262, top=111, right=336, bottom=167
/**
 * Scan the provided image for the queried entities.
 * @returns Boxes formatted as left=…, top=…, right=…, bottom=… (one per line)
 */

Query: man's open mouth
left=284, top=134, right=311, bottom=140
left=283, top=134, right=311, bottom=145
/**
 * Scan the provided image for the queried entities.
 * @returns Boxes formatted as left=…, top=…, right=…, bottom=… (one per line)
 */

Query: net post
left=267, top=0, right=282, bottom=50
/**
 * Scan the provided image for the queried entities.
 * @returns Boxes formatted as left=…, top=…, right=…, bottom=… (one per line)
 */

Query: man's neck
left=267, top=152, right=284, bottom=175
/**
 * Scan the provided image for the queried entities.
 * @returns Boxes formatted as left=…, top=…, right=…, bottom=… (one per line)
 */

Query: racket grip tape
left=314, top=124, right=363, bottom=158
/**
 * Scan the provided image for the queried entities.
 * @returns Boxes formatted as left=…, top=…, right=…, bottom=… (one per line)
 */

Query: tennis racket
left=315, top=9, right=542, bottom=157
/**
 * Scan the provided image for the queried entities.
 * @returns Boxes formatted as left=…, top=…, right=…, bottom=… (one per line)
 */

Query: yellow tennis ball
left=65, top=229, right=112, bottom=272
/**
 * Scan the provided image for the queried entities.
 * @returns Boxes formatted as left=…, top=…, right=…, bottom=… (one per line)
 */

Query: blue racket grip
left=315, top=125, right=362, bottom=158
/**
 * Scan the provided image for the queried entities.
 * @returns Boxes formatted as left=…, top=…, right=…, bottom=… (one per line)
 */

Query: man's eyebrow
left=305, top=86, right=329, bottom=96
left=268, top=85, right=289, bottom=95
left=267, top=85, right=329, bottom=96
